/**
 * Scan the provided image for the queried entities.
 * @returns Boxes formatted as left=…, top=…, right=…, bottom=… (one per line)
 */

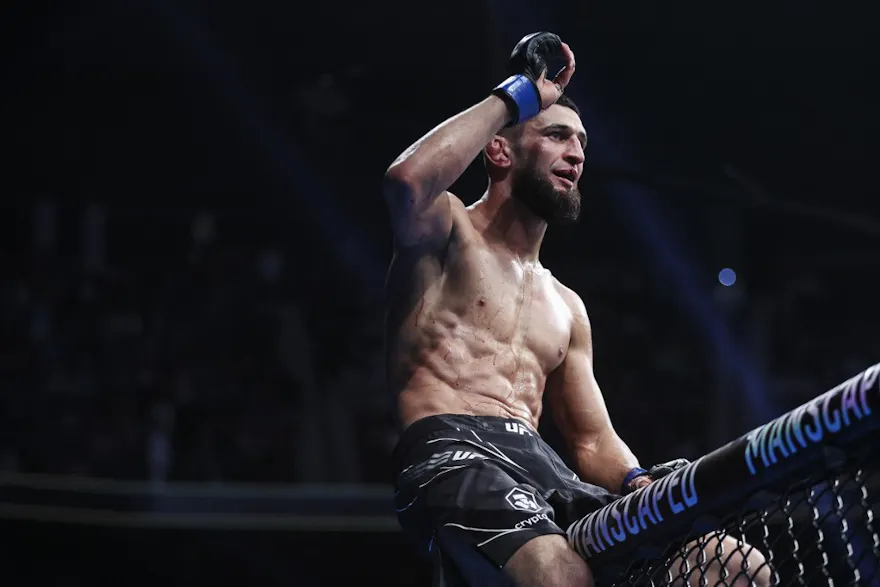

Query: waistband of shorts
left=391, top=414, right=537, bottom=471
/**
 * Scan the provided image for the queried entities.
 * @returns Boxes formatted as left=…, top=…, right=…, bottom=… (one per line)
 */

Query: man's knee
left=715, top=535, right=772, bottom=587
left=504, top=534, right=594, bottom=587
left=738, top=542, right=772, bottom=587
left=677, top=534, right=772, bottom=587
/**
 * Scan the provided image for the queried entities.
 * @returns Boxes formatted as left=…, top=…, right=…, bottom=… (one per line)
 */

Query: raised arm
left=382, top=97, right=511, bottom=249
left=382, top=32, right=576, bottom=249
left=546, top=290, right=650, bottom=494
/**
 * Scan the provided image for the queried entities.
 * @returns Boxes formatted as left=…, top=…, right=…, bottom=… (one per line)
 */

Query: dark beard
left=510, top=163, right=582, bottom=226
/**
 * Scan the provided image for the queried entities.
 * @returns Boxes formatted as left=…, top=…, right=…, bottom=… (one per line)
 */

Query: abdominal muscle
left=394, top=318, right=549, bottom=432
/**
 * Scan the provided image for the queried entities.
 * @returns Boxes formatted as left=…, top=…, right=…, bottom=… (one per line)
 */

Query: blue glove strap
left=621, top=467, right=650, bottom=494
left=493, top=74, right=541, bottom=126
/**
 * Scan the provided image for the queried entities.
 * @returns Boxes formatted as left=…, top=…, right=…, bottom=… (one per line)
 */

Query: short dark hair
left=554, top=93, right=581, bottom=118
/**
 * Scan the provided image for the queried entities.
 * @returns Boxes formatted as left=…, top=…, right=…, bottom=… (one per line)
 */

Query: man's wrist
left=487, top=93, right=515, bottom=128
left=621, top=467, right=652, bottom=494
left=629, top=475, right=653, bottom=490
left=492, top=74, right=540, bottom=126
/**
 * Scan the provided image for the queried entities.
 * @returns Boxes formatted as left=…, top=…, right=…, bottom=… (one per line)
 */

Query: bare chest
left=444, top=246, right=572, bottom=369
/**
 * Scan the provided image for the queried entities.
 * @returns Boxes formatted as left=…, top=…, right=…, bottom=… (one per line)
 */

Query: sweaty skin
left=382, top=98, right=645, bottom=493
left=385, top=196, right=578, bottom=432
left=382, top=52, right=772, bottom=586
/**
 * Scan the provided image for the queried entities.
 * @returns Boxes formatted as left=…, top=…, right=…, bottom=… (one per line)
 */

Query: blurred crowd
left=1, top=202, right=877, bottom=485
left=0, top=204, right=391, bottom=484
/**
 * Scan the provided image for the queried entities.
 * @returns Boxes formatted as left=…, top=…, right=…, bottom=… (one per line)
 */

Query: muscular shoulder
left=551, top=278, right=590, bottom=322
left=551, top=278, right=593, bottom=351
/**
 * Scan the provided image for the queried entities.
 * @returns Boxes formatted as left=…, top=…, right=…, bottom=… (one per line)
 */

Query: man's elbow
left=381, top=171, right=451, bottom=249
left=384, top=159, right=412, bottom=187
left=385, top=162, right=441, bottom=215
left=385, top=146, right=447, bottom=206
left=382, top=169, right=418, bottom=213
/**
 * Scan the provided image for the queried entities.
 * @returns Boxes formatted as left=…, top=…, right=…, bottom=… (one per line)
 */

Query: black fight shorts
left=392, top=414, right=620, bottom=586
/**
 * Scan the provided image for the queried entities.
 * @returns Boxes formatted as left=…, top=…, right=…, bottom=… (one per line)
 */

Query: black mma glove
left=621, top=458, right=691, bottom=495
left=648, top=458, right=691, bottom=480
left=492, top=32, right=566, bottom=126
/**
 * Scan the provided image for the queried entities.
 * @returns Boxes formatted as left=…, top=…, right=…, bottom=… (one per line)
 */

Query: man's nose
left=564, top=146, right=585, bottom=166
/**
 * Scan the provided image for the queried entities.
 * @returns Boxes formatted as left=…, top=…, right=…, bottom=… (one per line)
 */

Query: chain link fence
left=569, top=363, right=880, bottom=586
left=613, top=459, right=878, bottom=585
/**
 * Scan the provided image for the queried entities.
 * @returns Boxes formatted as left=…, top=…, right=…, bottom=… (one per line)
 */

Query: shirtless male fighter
left=384, top=32, right=771, bottom=587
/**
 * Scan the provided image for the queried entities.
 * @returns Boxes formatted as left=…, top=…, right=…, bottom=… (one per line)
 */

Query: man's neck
left=470, top=184, right=547, bottom=262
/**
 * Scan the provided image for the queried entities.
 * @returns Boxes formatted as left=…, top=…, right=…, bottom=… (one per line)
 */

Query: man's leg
left=669, top=534, right=772, bottom=587
left=504, top=535, right=594, bottom=587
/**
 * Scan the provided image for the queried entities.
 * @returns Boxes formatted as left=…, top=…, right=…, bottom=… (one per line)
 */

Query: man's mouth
left=552, top=169, right=577, bottom=186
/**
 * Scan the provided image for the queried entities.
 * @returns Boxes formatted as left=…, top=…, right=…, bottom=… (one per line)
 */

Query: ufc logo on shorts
left=505, top=422, right=532, bottom=436
left=428, top=450, right=486, bottom=467
left=404, top=450, right=488, bottom=480
left=505, top=488, right=542, bottom=513
left=451, top=451, right=487, bottom=462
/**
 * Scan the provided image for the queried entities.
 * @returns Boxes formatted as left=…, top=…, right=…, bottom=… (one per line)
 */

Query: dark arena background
left=2, top=1, right=879, bottom=585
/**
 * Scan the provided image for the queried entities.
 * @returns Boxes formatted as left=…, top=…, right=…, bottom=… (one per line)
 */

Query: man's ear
left=484, top=135, right=512, bottom=169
